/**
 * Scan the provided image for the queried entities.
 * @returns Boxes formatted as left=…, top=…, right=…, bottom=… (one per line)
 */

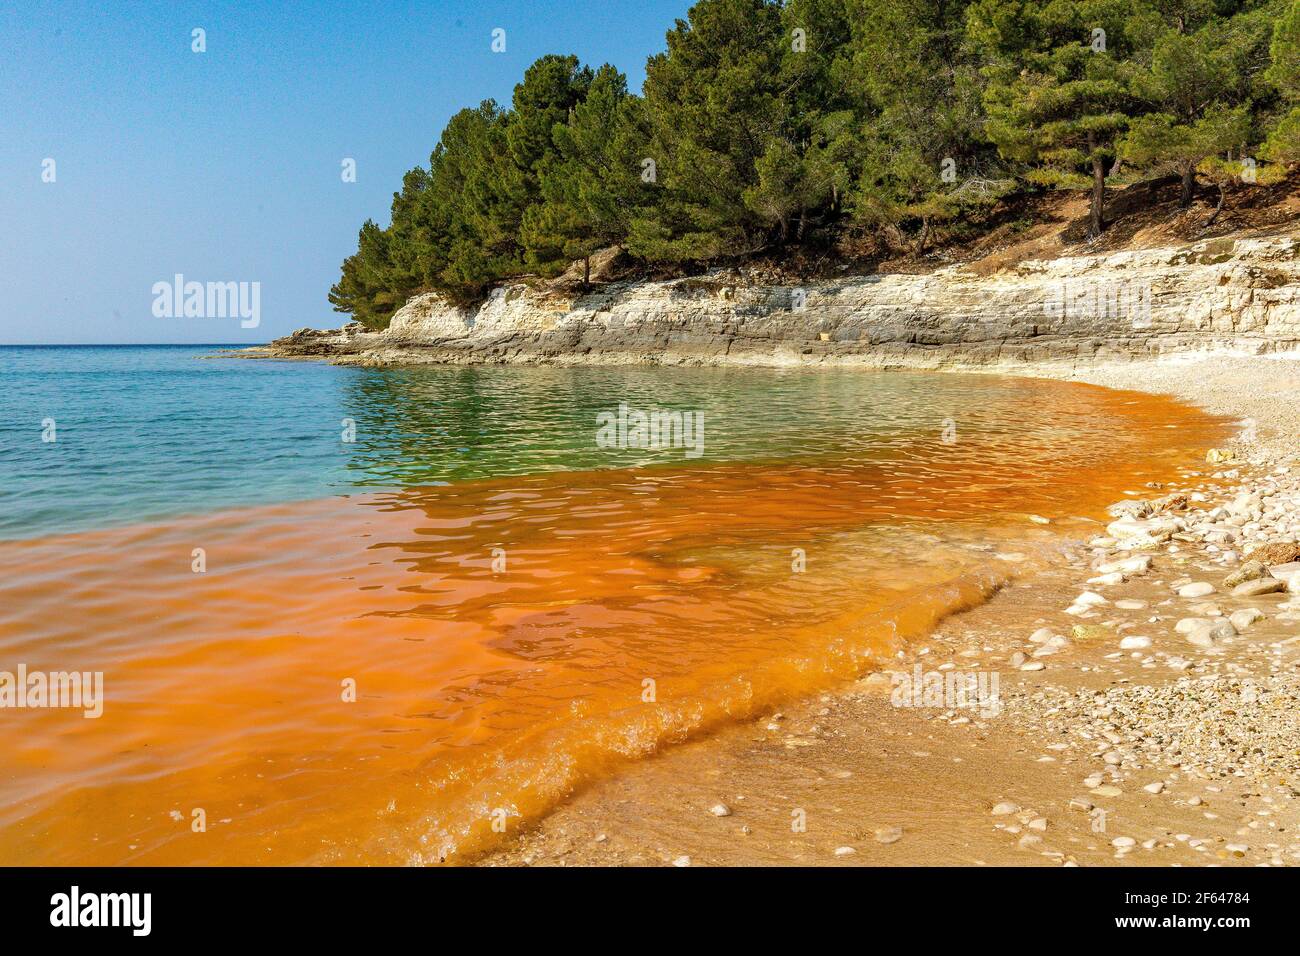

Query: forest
left=330, top=0, right=1300, bottom=328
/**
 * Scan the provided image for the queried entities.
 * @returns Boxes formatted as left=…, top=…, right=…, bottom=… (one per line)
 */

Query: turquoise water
left=0, top=345, right=1166, bottom=541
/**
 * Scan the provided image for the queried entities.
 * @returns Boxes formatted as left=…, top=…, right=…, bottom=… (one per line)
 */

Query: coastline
left=472, top=353, right=1300, bottom=866
left=232, top=228, right=1300, bottom=866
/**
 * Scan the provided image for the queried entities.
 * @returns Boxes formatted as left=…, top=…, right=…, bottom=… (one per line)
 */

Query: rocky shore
left=238, top=227, right=1300, bottom=866
left=476, top=355, right=1299, bottom=866
left=243, top=233, right=1300, bottom=371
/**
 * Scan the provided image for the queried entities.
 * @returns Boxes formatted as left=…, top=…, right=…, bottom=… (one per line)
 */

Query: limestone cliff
left=250, top=234, right=1300, bottom=369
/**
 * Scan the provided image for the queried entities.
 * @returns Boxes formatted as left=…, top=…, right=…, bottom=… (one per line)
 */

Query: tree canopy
left=333, top=0, right=1297, bottom=328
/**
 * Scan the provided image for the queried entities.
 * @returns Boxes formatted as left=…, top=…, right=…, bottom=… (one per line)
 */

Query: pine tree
left=522, top=65, right=644, bottom=282
left=971, top=0, right=1150, bottom=238
left=1264, top=0, right=1300, bottom=164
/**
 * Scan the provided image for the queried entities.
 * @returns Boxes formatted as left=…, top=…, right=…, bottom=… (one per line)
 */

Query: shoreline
left=227, top=228, right=1300, bottom=865
left=474, top=353, right=1300, bottom=867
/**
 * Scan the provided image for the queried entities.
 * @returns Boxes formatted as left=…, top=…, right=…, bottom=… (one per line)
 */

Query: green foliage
left=1119, top=14, right=1264, bottom=204
left=331, top=0, right=1296, bottom=322
left=1264, top=0, right=1300, bottom=162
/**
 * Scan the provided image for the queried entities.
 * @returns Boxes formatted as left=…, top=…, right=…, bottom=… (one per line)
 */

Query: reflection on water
left=0, top=356, right=1225, bottom=864
left=1, top=346, right=1200, bottom=537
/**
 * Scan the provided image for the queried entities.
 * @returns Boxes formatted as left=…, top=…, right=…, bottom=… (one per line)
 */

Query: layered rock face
left=260, top=235, right=1300, bottom=369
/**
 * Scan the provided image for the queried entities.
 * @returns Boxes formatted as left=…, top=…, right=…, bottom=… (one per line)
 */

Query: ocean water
left=1, top=344, right=1135, bottom=538
left=0, top=346, right=1222, bottom=864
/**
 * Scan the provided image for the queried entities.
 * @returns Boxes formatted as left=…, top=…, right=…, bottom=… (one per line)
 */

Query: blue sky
left=0, top=0, right=693, bottom=344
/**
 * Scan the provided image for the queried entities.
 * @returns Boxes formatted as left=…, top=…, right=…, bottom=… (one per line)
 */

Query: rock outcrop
left=248, top=234, right=1300, bottom=369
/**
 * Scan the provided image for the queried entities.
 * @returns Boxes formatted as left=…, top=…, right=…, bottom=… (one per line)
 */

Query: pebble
left=1143, top=782, right=1165, bottom=794
left=1089, top=572, right=1125, bottom=586
left=672, top=855, right=691, bottom=867
left=1178, top=582, right=1216, bottom=598
left=1188, top=619, right=1236, bottom=645
left=1229, top=607, right=1265, bottom=630
left=874, top=826, right=903, bottom=844
left=1119, top=635, right=1152, bottom=650
left=1112, top=836, right=1137, bottom=848
left=991, top=801, right=1019, bottom=815
left=1233, top=578, right=1284, bottom=596
left=709, top=803, right=732, bottom=817
left=834, top=846, right=856, bottom=857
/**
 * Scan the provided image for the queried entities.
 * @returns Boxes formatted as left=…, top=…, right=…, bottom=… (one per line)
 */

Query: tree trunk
left=1204, top=181, right=1227, bottom=228
left=1179, top=164, right=1195, bottom=208
left=1088, top=151, right=1106, bottom=239
left=914, top=216, right=930, bottom=256
left=582, top=255, right=590, bottom=288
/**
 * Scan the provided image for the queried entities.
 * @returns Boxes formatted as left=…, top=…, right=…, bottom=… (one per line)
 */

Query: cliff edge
left=246, top=232, right=1300, bottom=370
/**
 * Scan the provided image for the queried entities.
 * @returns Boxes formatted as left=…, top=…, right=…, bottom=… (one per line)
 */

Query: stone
left=1223, top=560, right=1266, bottom=588
left=1233, top=578, right=1284, bottom=596
left=1244, top=542, right=1300, bottom=566
left=874, top=827, right=903, bottom=844
left=1088, top=571, right=1125, bottom=586
left=991, top=802, right=1019, bottom=815
left=833, top=846, right=856, bottom=857
left=709, top=803, right=732, bottom=817
left=1099, top=555, right=1153, bottom=575
left=1143, top=782, right=1165, bottom=794
left=1072, top=624, right=1112, bottom=642
left=1178, top=582, right=1215, bottom=598
left=1269, top=562, right=1300, bottom=581
left=1120, top=635, right=1152, bottom=650
left=1229, top=608, right=1264, bottom=630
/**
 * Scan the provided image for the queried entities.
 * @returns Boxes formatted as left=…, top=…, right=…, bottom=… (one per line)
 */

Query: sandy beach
left=479, top=354, right=1300, bottom=866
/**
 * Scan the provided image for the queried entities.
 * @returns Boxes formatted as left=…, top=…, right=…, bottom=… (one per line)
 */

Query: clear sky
left=0, top=0, right=693, bottom=344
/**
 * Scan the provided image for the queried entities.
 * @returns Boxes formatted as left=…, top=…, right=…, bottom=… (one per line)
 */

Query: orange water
left=0, top=378, right=1222, bottom=865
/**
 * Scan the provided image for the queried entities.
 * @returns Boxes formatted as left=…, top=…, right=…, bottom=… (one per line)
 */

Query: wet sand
left=479, top=355, right=1300, bottom=867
